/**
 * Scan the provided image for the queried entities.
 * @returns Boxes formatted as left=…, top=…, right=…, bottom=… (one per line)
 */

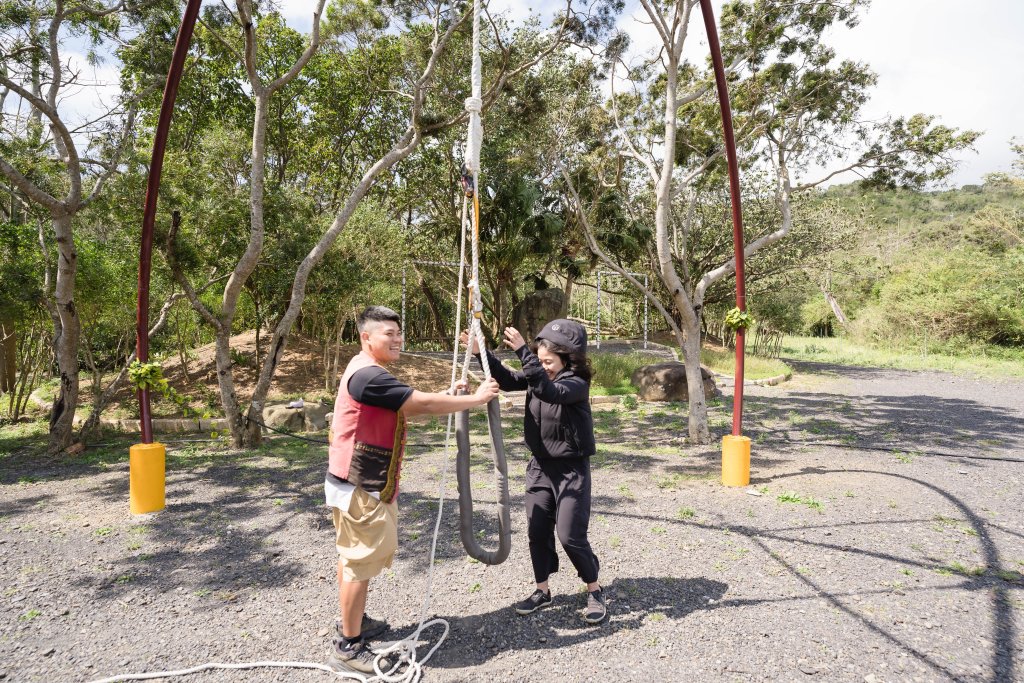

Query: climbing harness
left=451, top=4, right=512, bottom=566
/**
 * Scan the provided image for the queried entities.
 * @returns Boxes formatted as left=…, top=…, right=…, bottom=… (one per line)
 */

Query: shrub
left=589, top=352, right=663, bottom=396
left=854, top=247, right=1024, bottom=347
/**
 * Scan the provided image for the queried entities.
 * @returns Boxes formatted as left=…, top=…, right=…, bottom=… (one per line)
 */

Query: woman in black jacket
left=464, top=319, right=605, bottom=624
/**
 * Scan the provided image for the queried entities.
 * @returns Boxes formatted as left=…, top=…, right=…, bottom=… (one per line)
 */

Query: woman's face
left=536, top=345, right=565, bottom=380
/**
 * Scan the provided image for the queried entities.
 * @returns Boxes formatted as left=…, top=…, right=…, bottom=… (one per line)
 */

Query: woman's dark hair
left=530, top=338, right=593, bottom=382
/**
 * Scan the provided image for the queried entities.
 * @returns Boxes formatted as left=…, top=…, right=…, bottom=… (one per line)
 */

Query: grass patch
left=701, top=346, right=792, bottom=380
left=0, top=420, right=50, bottom=464
left=946, top=561, right=986, bottom=577
left=776, top=491, right=823, bottom=511
left=590, top=352, right=664, bottom=396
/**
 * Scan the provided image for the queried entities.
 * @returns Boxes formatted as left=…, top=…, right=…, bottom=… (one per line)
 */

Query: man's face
left=362, top=319, right=402, bottom=364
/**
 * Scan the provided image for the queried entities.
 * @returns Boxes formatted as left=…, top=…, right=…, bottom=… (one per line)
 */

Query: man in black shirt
left=326, top=306, right=498, bottom=675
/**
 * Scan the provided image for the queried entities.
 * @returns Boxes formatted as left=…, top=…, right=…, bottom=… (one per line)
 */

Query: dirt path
left=2, top=362, right=1022, bottom=682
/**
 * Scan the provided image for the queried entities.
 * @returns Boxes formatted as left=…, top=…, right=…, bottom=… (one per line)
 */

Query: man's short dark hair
left=357, top=306, right=401, bottom=333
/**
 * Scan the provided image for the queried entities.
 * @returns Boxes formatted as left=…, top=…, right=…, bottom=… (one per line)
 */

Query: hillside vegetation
left=749, top=173, right=1024, bottom=363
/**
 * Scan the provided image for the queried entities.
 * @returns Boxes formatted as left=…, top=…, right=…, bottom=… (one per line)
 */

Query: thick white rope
left=463, top=0, right=483, bottom=174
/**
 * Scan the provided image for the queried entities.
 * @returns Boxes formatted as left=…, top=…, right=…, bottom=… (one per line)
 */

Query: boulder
left=510, top=289, right=565, bottom=342
left=303, top=402, right=332, bottom=432
left=630, top=362, right=720, bottom=402
left=262, top=403, right=304, bottom=432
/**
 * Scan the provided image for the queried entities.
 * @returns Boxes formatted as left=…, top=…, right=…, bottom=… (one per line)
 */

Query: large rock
left=630, top=362, right=720, bottom=402
left=303, top=402, right=332, bottom=432
left=262, top=403, right=304, bottom=432
left=511, top=289, right=566, bottom=342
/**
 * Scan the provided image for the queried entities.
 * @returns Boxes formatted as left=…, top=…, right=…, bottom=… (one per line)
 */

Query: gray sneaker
left=584, top=589, right=607, bottom=624
left=328, top=637, right=391, bottom=675
left=334, top=614, right=389, bottom=641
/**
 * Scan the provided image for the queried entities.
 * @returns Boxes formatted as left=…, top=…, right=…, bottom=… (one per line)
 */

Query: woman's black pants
left=524, top=456, right=600, bottom=585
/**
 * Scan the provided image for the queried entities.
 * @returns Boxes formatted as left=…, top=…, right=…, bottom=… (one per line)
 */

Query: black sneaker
left=514, top=588, right=552, bottom=615
left=334, top=614, right=389, bottom=641
left=328, top=637, right=391, bottom=675
left=584, top=589, right=607, bottom=624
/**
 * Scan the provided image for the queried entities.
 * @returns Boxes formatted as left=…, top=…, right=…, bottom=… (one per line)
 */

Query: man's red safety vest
left=328, top=351, right=406, bottom=503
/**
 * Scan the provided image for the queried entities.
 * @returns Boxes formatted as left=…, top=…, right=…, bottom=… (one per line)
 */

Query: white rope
left=463, top=0, right=483, bottom=174
left=452, top=194, right=470, bottom=387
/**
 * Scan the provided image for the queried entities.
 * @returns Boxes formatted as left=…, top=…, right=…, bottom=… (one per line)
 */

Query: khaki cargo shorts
left=332, top=487, right=398, bottom=582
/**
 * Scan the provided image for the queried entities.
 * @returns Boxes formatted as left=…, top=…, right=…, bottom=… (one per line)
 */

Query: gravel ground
left=1, top=360, right=1022, bottom=683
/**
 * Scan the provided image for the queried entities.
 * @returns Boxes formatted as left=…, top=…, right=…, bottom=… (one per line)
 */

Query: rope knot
left=464, top=96, right=483, bottom=114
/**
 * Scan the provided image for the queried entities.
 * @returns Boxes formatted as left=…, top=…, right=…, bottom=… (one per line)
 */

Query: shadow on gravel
left=745, top=390, right=1024, bottom=455
left=0, top=492, right=56, bottom=520
left=68, top=457, right=329, bottom=601
left=421, top=576, right=728, bottom=670
left=591, top=463, right=1019, bottom=683
left=784, top=360, right=941, bottom=381
left=763, top=466, right=1018, bottom=683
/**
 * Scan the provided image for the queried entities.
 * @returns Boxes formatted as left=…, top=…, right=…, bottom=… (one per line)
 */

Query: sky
left=277, top=0, right=1024, bottom=187
left=10, top=0, right=1021, bottom=188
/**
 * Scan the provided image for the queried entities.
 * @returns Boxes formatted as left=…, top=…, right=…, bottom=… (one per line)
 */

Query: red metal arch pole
left=698, top=0, right=747, bottom=437
left=135, top=0, right=202, bottom=443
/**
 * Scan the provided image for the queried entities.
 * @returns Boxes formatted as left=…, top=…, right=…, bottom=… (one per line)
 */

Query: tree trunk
left=175, top=306, right=191, bottom=383
left=680, top=318, right=710, bottom=443
left=418, top=275, right=451, bottom=351
left=0, top=319, right=15, bottom=393
left=328, top=311, right=345, bottom=392
left=13, top=324, right=46, bottom=421
left=214, top=330, right=246, bottom=447
left=561, top=274, right=575, bottom=318
left=47, top=213, right=80, bottom=454
left=240, top=127, right=421, bottom=448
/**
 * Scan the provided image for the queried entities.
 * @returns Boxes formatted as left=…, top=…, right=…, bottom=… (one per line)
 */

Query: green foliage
left=776, top=491, right=823, bottom=511
left=127, top=361, right=198, bottom=417
left=127, top=361, right=166, bottom=393
left=855, top=247, right=1024, bottom=347
left=724, top=308, right=754, bottom=331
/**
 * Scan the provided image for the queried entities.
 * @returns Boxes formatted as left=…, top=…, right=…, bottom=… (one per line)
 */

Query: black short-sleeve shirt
left=348, top=367, right=413, bottom=412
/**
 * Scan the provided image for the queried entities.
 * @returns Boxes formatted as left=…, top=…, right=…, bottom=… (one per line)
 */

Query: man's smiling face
left=362, top=319, right=403, bottom=365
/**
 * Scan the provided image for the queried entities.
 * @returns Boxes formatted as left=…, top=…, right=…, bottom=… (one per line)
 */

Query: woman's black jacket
left=478, top=346, right=595, bottom=459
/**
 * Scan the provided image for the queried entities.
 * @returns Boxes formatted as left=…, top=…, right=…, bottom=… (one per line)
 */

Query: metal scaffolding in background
left=596, top=270, right=648, bottom=350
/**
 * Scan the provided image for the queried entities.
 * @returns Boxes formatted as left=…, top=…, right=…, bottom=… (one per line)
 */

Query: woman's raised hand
left=503, top=327, right=526, bottom=351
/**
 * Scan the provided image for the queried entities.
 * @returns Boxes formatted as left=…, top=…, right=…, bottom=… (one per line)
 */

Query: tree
left=0, top=0, right=158, bottom=452
left=571, top=0, right=978, bottom=443
left=161, top=0, right=328, bottom=448
left=236, top=0, right=587, bottom=446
